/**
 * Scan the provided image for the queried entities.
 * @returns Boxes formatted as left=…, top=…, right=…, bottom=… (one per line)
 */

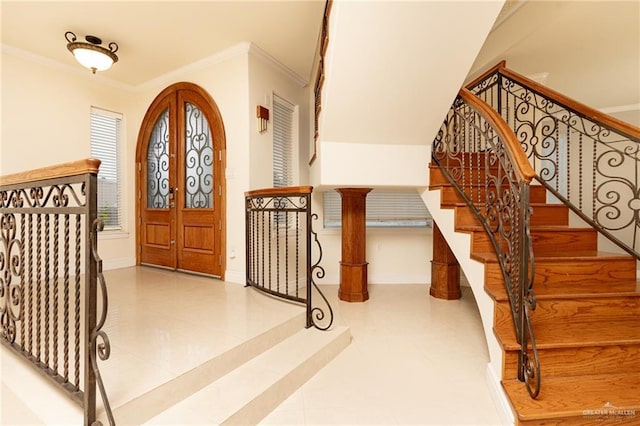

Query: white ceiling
left=1, top=1, right=326, bottom=87
left=470, top=0, right=640, bottom=111
left=1, top=0, right=638, bottom=115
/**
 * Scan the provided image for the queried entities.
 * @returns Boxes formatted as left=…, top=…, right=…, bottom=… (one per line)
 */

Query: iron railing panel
left=245, top=186, right=333, bottom=331
left=0, top=159, right=114, bottom=425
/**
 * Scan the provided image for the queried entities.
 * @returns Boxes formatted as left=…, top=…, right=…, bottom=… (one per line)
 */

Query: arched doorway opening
left=135, top=82, right=226, bottom=278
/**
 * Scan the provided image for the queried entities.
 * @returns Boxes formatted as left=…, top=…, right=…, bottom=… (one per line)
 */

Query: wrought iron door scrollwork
left=185, top=102, right=214, bottom=209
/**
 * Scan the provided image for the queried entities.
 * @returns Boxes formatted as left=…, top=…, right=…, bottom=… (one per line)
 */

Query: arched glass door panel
left=146, top=108, right=170, bottom=209
left=184, top=102, right=213, bottom=209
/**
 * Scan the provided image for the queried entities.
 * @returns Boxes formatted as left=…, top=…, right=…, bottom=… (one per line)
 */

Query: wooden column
left=430, top=223, right=461, bottom=300
left=337, top=188, right=372, bottom=302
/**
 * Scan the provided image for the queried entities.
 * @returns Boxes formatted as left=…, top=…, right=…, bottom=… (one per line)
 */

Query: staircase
left=427, top=62, right=640, bottom=424
left=429, top=163, right=640, bottom=424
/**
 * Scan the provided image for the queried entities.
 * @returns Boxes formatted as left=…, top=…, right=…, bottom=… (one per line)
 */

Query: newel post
left=336, top=188, right=372, bottom=302
left=430, top=222, right=461, bottom=300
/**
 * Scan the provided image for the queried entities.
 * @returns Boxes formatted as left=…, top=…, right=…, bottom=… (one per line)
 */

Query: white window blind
left=323, top=190, right=432, bottom=228
left=90, top=107, right=123, bottom=230
left=273, top=94, right=295, bottom=188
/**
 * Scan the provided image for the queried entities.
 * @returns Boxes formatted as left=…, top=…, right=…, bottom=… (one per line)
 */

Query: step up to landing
left=109, top=310, right=350, bottom=425
left=142, top=326, right=350, bottom=425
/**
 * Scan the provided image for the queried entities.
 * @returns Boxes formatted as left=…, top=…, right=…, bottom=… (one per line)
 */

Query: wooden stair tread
left=462, top=225, right=594, bottom=232
left=500, top=318, right=640, bottom=350
left=487, top=280, right=640, bottom=300
left=485, top=280, right=640, bottom=301
left=472, top=251, right=632, bottom=263
left=502, top=373, right=640, bottom=421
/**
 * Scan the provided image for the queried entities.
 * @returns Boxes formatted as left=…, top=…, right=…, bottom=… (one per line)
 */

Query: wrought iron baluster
left=74, top=214, right=81, bottom=390
left=63, top=214, right=70, bottom=382
left=53, top=214, right=59, bottom=372
left=28, top=214, right=34, bottom=356
left=20, top=214, right=26, bottom=348
left=36, top=213, right=42, bottom=360
left=44, top=214, right=50, bottom=367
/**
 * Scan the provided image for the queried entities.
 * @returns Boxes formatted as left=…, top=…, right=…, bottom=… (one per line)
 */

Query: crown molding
left=1, top=43, right=135, bottom=92
left=248, top=42, right=308, bottom=88
left=2, top=41, right=307, bottom=93
left=134, top=42, right=250, bottom=93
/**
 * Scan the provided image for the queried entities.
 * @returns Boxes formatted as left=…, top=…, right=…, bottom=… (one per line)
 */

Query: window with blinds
left=273, top=94, right=295, bottom=188
left=323, top=190, right=432, bottom=228
left=90, top=107, right=123, bottom=230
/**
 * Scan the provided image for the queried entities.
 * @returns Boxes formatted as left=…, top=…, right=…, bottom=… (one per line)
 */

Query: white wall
left=247, top=46, right=311, bottom=189
left=0, top=49, right=138, bottom=267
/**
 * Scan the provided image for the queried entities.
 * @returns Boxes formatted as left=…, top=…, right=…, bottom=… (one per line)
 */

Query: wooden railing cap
left=245, top=186, right=313, bottom=197
left=0, top=158, right=101, bottom=187
left=459, top=88, right=536, bottom=183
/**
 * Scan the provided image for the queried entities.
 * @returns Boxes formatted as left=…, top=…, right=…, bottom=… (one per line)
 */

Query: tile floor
left=1, top=266, right=502, bottom=425
left=262, top=282, right=502, bottom=425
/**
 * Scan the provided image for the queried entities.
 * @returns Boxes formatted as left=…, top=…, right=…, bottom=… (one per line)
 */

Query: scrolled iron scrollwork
left=1, top=184, right=84, bottom=210
left=248, top=194, right=309, bottom=212
left=89, top=218, right=114, bottom=426
left=147, top=108, right=170, bottom=209
left=433, top=93, right=540, bottom=398
left=245, top=189, right=334, bottom=332
left=308, top=213, right=333, bottom=331
left=185, top=102, right=214, bottom=209
left=0, top=213, right=23, bottom=343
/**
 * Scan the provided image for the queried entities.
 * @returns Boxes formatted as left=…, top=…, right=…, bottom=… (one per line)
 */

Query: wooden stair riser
left=453, top=204, right=569, bottom=229
left=470, top=228, right=598, bottom=255
left=503, top=344, right=640, bottom=379
left=438, top=185, right=548, bottom=207
left=484, top=257, right=636, bottom=288
left=494, top=296, right=640, bottom=331
left=429, top=165, right=501, bottom=187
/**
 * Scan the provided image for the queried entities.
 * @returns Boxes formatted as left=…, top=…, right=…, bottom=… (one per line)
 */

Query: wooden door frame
left=135, top=82, right=227, bottom=279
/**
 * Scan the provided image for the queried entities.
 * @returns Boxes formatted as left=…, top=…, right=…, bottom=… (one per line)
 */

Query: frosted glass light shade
left=73, top=47, right=115, bottom=72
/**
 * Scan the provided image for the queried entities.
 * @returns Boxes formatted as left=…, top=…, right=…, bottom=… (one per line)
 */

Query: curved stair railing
left=245, top=186, right=333, bottom=331
left=468, top=62, right=640, bottom=259
left=433, top=89, right=541, bottom=398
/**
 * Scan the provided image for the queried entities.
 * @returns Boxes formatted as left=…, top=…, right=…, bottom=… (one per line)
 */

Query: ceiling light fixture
left=65, top=31, right=119, bottom=74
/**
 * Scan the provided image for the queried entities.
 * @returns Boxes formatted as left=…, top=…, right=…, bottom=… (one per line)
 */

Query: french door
left=136, top=83, right=226, bottom=277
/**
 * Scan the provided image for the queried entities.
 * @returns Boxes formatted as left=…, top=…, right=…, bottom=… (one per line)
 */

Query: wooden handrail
left=498, top=66, right=640, bottom=139
left=0, top=158, right=101, bottom=187
left=245, top=186, right=313, bottom=198
left=459, top=88, right=536, bottom=183
left=468, top=61, right=640, bottom=140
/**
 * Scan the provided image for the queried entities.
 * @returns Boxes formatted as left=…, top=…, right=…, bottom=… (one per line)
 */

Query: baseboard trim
left=486, top=363, right=515, bottom=426
left=224, top=269, right=245, bottom=285
left=103, top=257, right=136, bottom=271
